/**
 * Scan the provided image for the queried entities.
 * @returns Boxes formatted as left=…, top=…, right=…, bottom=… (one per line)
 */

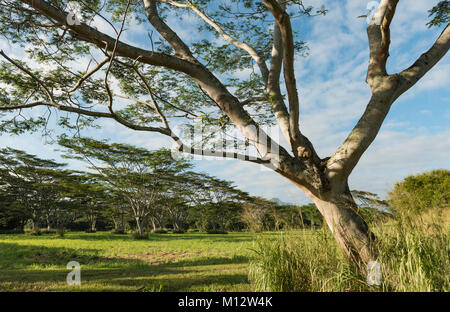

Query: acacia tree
left=61, top=173, right=109, bottom=232
left=0, top=148, right=68, bottom=231
left=58, top=137, right=191, bottom=234
left=181, top=172, right=248, bottom=232
left=0, top=0, right=448, bottom=266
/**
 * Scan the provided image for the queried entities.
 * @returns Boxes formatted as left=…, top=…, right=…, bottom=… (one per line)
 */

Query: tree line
left=0, top=138, right=327, bottom=236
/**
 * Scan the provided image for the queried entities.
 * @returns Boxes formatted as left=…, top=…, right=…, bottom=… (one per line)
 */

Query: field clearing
left=0, top=231, right=275, bottom=292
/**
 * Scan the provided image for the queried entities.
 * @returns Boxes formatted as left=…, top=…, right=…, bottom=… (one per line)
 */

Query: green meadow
left=0, top=231, right=265, bottom=292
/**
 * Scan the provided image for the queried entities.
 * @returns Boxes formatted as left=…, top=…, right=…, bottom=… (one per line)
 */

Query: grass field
left=0, top=231, right=267, bottom=292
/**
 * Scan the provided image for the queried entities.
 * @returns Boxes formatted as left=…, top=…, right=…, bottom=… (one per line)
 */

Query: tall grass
left=249, top=208, right=449, bottom=292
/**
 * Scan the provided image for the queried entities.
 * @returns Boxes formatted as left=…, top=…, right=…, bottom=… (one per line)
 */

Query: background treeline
left=3, top=138, right=443, bottom=238
left=0, top=139, right=328, bottom=236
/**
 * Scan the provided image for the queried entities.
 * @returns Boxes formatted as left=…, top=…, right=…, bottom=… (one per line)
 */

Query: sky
left=0, top=0, right=449, bottom=205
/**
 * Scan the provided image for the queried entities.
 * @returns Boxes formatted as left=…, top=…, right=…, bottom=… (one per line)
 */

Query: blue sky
left=0, top=0, right=449, bottom=205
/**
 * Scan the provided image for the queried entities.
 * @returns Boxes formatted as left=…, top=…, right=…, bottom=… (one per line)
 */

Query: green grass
left=249, top=209, right=449, bottom=292
left=3, top=210, right=447, bottom=292
left=0, top=231, right=268, bottom=292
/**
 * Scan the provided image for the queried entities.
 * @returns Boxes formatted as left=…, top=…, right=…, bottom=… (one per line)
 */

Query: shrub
left=151, top=228, right=168, bottom=234
left=56, top=228, right=65, bottom=237
left=41, top=229, right=57, bottom=234
left=172, top=229, right=185, bottom=234
left=30, top=230, right=42, bottom=236
left=131, top=232, right=149, bottom=240
left=111, top=229, right=126, bottom=234
left=388, top=169, right=449, bottom=215
left=207, top=230, right=228, bottom=234
left=0, top=228, right=24, bottom=234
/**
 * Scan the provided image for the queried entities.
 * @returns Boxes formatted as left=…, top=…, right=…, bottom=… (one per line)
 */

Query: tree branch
left=397, top=23, right=450, bottom=93
left=143, top=0, right=197, bottom=62
left=328, top=20, right=450, bottom=184
left=158, top=0, right=270, bottom=83
left=19, top=0, right=198, bottom=74
left=263, top=0, right=313, bottom=160
left=366, top=0, right=398, bottom=88
left=267, top=10, right=293, bottom=147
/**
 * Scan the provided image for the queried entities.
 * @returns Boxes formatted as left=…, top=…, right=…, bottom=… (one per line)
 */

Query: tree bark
left=135, top=217, right=144, bottom=235
left=291, top=179, right=377, bottom=268
left=32, top=219, right=39, bottom=232
left=91, top=218, right=97, bottom=232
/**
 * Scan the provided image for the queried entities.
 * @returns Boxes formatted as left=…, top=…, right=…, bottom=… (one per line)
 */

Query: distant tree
left=0, top=189, right=25, bottom=233
left=61, top=173, right=109, bottom=232
left=351, top=190, right=390, bottom=223
left=0, top=148, right=67, bottom=232
left=184, top=173, right=248, bottom=232
left=58, top=137, right=191, bottom=235
left=388, top=169, right=449, bottom=215
left=102, top=190, right=129, bottom=233
left=163, top=196, right=188, bottom=232
left=241, top=197, right=275, bottom=233
left=296, top=203, right=323, bottom=229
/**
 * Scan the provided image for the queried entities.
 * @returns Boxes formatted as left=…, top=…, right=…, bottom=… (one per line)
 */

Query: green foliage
left=427, top=1, right=450, bottom=28
left=0, top=0, right=327, bottom=140
left=388, top=169, right=449, bottom=215
left=130, top=232, right=150, bottom=240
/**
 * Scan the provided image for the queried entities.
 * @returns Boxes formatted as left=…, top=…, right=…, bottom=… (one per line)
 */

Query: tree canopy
left=0, top=0, right=448, bottom=266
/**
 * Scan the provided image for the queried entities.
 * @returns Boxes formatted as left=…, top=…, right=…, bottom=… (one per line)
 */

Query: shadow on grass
left=53, top=232, right=257, bottom=243
left=0, top=242, right=250, bottom=291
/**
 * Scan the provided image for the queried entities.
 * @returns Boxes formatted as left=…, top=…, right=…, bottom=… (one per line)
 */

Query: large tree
left=0, top=148, right=68, bottom=231
left=0, top=0, right=448, bottom=266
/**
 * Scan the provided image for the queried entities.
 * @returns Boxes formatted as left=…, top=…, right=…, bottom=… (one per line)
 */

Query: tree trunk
left=91, top=218, right=96, bottom=232
left=32, top=219, right=39, bottom=232
left=46, top=214, right=51, bottom=231
left=112, top=218, right=119, bottom=231
left=135, top=217, right=144, bottom=235
left=307, top=187, right=377, bottom=268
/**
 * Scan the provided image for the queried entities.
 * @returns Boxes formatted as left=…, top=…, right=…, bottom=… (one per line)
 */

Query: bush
left=56, top=228, right=65, bottom=237
left=172, top=229, right=185, bottom=234
left=207, top=230, right=228, bottom=234
left=131, top=232, right=149, bottom=240
left=30, top=230, right=42, bottom=236
left=388, top=169, right=449, bottom=215
left=0, top=228, right=24, bottom=234
left=111, top=229, right=126, bottom=234
left=151, top=228, right=168, bottom=234
left=41, top=229, right=57, bottom=234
